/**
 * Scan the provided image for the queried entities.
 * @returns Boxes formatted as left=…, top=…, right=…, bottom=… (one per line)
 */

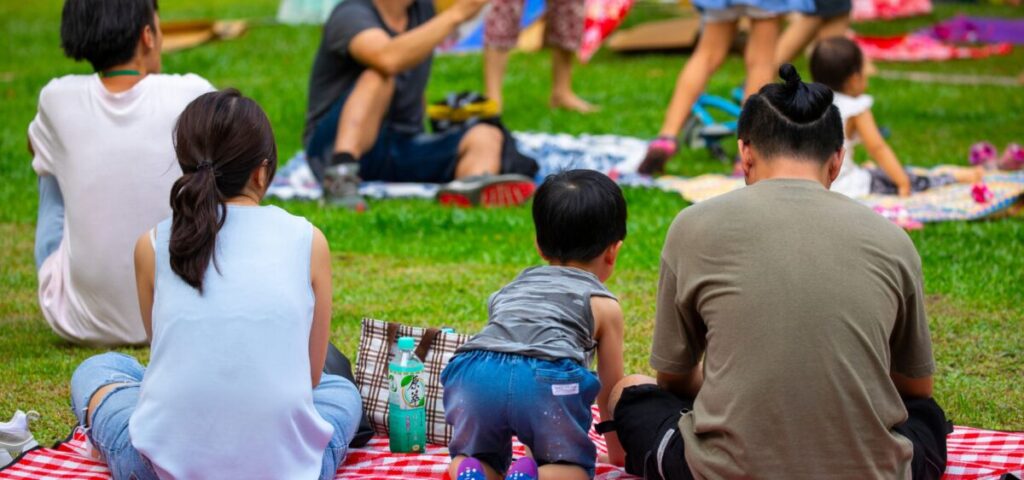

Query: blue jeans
left=441, top=350, right=601, bottom=477
left=70, top=352, right=362, bottom=480
left=305, top=93, right=468, bottom=184
left=35, top=175, right=64, bottom=271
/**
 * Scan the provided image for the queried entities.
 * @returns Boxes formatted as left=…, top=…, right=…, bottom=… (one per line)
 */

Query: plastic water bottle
left=388, top=337, right=426, bottom=453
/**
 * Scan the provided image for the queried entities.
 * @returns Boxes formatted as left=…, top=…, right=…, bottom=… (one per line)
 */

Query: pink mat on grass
left=2, top=406, right=1023, bottom=479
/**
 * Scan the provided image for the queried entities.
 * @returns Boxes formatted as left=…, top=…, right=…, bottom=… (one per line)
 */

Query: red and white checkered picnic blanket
left=2, top=407, right=1021, bottom=479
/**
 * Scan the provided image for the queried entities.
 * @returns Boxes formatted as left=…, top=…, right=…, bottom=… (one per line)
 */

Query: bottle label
left=389, top=371, right=426, bottom=409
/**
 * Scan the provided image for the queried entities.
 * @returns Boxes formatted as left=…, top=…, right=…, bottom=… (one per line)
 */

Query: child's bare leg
left=657, top=21, right=737, bottom=137
left=550, top=48, right=598, bottom=113
left=816, top=14, right=850, bottom=40
left=944, top=166, right=985, bottom=184
left=538, top=463, right=590, bottom=480
left=743, top=17, right=782, bottom=100
left=774, top=14, right=823, bottom=65
left=484, top=47, right=512, bottom=110
left=449, top=455, right=503, bottom=480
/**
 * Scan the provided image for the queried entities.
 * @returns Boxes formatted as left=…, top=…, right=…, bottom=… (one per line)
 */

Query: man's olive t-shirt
left=303, top=0, right=433, bottom=144
left=652, top=178, right=935, bottom=479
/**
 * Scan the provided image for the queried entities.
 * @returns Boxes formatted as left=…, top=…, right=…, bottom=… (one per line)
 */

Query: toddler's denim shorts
left=440, top=350, right=601, bottom=477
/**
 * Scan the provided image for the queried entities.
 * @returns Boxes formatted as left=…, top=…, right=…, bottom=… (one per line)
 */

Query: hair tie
left=196, top=160, right=214, bottom=172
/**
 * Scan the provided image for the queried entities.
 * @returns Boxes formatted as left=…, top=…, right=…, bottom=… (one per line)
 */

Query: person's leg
left=944, top=165, right=984, bottom=184
left=743, top=16, right=782, bottom=100
left=34, top=175, right=64, bottom=270
left=70, top=352, right=145, bottom=429
left=484, top=0, right=525, bottom=108
left=550, top=49, right=597, bottom=113
left=638, top=18, right=737, bottom=175
left=608, top=375, right=696, bottom=480
left=314, top=374, right=364, bottom=480
left=893, top=397, right=951, bottom=480
left=442, top=351, right=514, bottom=480
left=69, top=353, right=156, bottom=479
left=546, top=0, right=595, bottom=113
left=656, top=20, right=737, bottom=138
left=485, top=49, right=513, bottom=110
left=455, top=124, right=503, bottom=178
left=774, top=14, right=825, bottom=66
left=815, top=13, right=850, bottom=40
left=512, top=357, right=601, bottom=480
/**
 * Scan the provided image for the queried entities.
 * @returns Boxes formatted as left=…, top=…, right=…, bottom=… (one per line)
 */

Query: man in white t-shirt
left=29, top=0, right=214, bottom=346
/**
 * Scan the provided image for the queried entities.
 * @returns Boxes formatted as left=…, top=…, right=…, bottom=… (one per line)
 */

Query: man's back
left=653, top=178, right=934, bottom=479
left=30, top=73, right=214, bottom=345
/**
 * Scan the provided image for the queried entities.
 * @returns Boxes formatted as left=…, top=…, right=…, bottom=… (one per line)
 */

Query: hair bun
left=764, top=63, right=833, bottom=124
left=779, top=63, right=801, bottom=87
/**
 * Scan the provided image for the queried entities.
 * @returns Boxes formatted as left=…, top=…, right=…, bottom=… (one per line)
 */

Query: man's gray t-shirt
left=651, top=178, right=935, bottom=479
left=304, top=0, right=433, bottom=144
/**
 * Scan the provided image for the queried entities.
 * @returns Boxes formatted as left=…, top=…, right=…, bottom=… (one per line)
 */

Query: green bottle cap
left=397, top=337, right=415, bottom=350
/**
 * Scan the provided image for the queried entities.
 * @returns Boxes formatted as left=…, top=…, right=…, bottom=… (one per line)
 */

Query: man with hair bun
left=602, top=65, right=951, bottom=479
left=29, top=0, right=214, bottom=346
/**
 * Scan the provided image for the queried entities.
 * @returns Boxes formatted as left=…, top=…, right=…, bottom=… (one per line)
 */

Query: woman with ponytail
left=67, top=89, right=364, bottom=480
left=606, top=66, right=949, bottom=479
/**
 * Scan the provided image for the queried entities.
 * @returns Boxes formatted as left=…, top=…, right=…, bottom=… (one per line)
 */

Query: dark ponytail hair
left=736, top=64, right=844, bottom=163
left=169, top=89, right=277, bottom=292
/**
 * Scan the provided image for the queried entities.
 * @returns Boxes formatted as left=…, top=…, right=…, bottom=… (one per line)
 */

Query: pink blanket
left=2, top=407, right=1022, bottom=479
left=854, top=33, right=1013, bottom=62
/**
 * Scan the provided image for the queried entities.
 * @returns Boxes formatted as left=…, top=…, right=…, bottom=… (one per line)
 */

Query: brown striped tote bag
left=354, top=318, right=470, bottom=446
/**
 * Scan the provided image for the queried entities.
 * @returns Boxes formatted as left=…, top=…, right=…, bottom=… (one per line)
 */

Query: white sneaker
left=0, top=410, right=40, bottom=467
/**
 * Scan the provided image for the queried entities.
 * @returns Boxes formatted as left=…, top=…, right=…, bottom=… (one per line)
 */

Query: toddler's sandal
left=638, top=136, right=679, bottom=176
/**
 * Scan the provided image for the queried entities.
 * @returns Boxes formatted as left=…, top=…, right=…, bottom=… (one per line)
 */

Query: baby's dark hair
left=810, top=36, right=864, bottom=92
left=60, top=0, right=159, bottom=72
left=737, top=64, right=844, bottom=163
left=533, top=170, right=627, bottom=263
left=169, top=89, right=278, bottom=293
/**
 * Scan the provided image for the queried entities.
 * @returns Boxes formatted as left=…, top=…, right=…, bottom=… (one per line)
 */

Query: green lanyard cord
left=100, top=69, right=141, bottom=78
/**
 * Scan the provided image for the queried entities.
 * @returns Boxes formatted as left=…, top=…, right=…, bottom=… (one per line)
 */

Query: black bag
left=324, top=342, right=374, bottom=448
left=428, top=91, right=538, bottom=178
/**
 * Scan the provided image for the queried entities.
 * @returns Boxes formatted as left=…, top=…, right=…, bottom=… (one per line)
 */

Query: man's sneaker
left=320, top=162, right=367, bottom=211
left=437, top=174, right=536, bottom=208
left=0, top=410, right=39, bottom=467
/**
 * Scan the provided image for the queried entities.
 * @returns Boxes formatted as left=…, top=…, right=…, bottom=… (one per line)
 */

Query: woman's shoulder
left=255, top=205, right=314, bottom=232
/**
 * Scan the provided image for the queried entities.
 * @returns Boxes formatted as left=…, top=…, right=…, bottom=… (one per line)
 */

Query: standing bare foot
left=550, top=92, right=599, bottom=113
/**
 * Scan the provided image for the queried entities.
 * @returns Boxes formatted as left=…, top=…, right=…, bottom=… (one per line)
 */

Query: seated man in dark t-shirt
left=305, top=0, right=533, bottom=208
left=602, top=66, right=952, bottom=479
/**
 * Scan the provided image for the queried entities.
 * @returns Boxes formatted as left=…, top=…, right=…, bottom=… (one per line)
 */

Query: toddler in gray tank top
left=441, top=170, right=629, bottom=480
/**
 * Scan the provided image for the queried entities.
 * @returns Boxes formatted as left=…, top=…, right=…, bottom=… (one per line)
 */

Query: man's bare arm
left=348, top=0, right=486, bottom=75
left=657, top=364, right=703, bottom=400
left=891, top=372, right=933, bottom=399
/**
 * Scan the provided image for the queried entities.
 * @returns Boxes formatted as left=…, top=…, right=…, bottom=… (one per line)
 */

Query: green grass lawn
left=1, top=0, right=1022, bottom=445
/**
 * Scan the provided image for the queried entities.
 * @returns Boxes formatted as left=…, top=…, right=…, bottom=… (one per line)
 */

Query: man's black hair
left=809, top=36, right=864, bottom=92
left=737, top=64, right=844, bottom=163
left=532, top=169, right=627, bottom=263
left=60, top=0, right=159, bottom=72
